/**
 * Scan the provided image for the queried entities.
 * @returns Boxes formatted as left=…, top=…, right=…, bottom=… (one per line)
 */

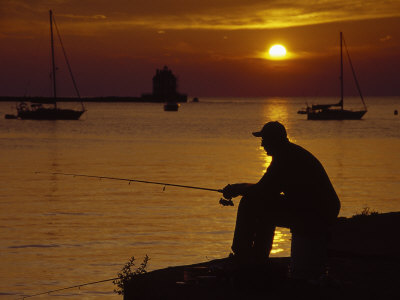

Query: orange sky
left=1, top=0, right=399, bottom=97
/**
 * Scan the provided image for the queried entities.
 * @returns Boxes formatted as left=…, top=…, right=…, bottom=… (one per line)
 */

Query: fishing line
left=23, top=173, right=233, bottom=297
left=19, top=277, right=118, bottom=299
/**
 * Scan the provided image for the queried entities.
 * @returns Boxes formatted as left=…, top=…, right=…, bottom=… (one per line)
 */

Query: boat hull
left=307, top=109, right=366, bottom=120
left=17, top=108, right=85, bottom=120
left=4, top=114, right=18, bottom=119
left=163, top=103, right=180, bottom=111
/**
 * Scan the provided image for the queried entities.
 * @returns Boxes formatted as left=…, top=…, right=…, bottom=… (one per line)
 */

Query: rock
left=122, top=212, right=400, bottom=299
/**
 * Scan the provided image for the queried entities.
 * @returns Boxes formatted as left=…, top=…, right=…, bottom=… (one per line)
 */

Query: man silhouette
left=223, top=121, right=340, bottom=265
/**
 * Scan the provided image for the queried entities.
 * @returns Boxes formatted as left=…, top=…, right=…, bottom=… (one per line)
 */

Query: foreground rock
left=123, top=212, right=400, bottom=299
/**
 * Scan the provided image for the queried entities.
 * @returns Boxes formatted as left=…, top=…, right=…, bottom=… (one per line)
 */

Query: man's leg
left=253, top=220, right=276, bottom=260
left=231, top=196, right=256, bottom=257
left=232, top=194, right=291, bottom=263
left=231, top=196, right=276, bottom=261
left=253, top=199, right=292, bottom=260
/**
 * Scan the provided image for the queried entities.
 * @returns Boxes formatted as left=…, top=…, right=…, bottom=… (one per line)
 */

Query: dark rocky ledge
left=123, top=212, right=400, bottom=299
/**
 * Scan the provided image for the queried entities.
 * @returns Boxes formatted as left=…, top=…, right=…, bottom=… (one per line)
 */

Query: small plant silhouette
left=113, top=255, right=150, bottom=295
left=353, top=207, right=379, bottom=218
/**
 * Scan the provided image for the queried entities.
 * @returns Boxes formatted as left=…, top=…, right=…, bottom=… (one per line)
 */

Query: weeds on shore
left=353, top=207, right=379, bottom=219
left=113, top=255, right=150, bottom=295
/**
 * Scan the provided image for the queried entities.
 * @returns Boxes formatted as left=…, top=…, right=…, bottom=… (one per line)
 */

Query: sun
left=268, top=44, right=287, bottom=59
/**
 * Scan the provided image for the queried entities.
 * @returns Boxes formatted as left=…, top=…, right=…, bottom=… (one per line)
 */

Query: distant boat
left=164, top=102, right=180, bottom=111
left=14, top=10, right=85, bottom=120
left=302, top=32, right=367, bottom=120
left=297, top=107, right=307, bottom=114
left=4, top=113, right=17, bottom=119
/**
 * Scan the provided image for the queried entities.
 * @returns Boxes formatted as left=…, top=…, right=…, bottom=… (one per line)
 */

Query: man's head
left=252, top=121, right=289, bottom=155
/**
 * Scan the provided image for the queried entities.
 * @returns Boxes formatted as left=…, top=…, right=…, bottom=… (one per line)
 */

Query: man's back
left=261, top=141, right=340, bottom=226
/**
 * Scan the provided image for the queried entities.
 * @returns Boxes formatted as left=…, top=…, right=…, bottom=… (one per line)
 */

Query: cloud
left=380, top=35, right=392, bottom=42
left=115, top=1, right=400, bottom=30
left=90, top=1, right=400, bottom=30
left=57, top=14, right=107, bottom=20
left=1, top=0, right=400, bottom=35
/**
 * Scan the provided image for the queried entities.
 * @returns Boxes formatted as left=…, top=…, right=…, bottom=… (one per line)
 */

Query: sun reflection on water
left=260, top=98, right=296, bottom=141
left=271, top=228, right=291, bottom=255
left=257, top=99, right=296, bottom=175
left=261, top=98, right=289, bottom=125
left=261, top=152, right=272, bottom=173
left=257, top=99, right=293, bottom=256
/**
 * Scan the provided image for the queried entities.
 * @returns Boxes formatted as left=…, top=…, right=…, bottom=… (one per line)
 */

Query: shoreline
left=0, top=96, right=188, bottom=103
left=122, top=212, right=400, bottom=299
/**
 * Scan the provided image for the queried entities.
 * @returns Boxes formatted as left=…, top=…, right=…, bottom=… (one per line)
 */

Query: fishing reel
left=219, top=197, right=234, bottom=206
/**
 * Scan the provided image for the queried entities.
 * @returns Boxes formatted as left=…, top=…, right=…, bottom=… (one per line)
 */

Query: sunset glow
left=0, top=1, right=399, bottom=97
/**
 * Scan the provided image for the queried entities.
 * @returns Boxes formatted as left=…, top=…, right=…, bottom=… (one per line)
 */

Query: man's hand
left=222, top=183, right=247, bottom=199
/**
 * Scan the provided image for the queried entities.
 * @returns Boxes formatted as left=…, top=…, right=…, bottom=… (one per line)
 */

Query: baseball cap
left=252, top=121, right=287, bottom=140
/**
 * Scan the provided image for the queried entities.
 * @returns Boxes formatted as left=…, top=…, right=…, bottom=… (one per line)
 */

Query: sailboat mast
left=50, top=10, right=57, bottom=108
left=340, top=31, right=344, bottom=110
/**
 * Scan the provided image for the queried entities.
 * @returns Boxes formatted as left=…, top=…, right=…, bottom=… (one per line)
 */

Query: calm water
left=1, top=97, right=400, bottom=299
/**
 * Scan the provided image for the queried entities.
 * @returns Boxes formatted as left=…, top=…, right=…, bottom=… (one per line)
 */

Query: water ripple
left=8, top=244, right=60, bottom=249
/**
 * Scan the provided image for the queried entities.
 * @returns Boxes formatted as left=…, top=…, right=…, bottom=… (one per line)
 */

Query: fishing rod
left=35, top=172, right=234, bottom=206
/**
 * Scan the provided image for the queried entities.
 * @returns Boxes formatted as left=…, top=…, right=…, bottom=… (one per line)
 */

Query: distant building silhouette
left=153, top=66, right=177, bottom=97
left=1, top=66, right=188, bottom=104
left=142, top=66, right=187, bottom=102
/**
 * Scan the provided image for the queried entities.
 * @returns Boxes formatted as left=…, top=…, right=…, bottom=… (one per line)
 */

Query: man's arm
left=222, top=159, right=280, bottom=200
left=222, top=183, right=255, bottom=199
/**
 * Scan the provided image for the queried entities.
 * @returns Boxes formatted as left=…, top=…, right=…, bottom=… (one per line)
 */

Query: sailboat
left=303, top=32, right=367, bottom=120
left=15, top=10, right=85, bottom=120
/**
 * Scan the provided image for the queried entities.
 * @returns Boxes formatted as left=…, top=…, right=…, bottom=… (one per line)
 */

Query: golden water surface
left=1, top=98, right=399, bottom=298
